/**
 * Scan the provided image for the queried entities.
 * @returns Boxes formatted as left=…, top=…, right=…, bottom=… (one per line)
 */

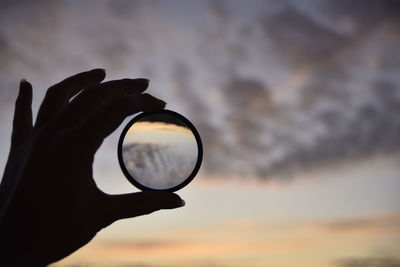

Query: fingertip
left=139, top=94, right=167, bottom=110
left=19, top=79, right=32, bottom=98
left=136, top=78, right=149, bottom=85
left=135, top=78, right=150, bottom=92
left=13, top=78, right=33, bottom=145
left=90, top=68, right=107, bottom=81
left=158, top=191, right=185, bottom=209
left=118, top=78, right=150, bottom=94
left=91, top=68, right=106, bottom=74
left=105, top=191, right=185, bottom=222
left=19, top=78, right=32, bottom=87
left=141, top=191, right=184, bottom=209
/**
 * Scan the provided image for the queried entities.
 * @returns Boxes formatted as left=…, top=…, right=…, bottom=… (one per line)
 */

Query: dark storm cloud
left=262, top=0, right=400, bottom=68
left=204, top=0, right=399, bottom=177
left=263, top=6, right=350, bottom=67
left=322, top=0, right=400, bottom=23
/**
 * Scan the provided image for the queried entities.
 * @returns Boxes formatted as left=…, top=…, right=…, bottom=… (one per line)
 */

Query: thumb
left=103, top=191, right=185, bottom=223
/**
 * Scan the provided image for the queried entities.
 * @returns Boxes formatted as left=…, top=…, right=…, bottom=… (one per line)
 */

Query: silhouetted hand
left=0, top=69, right=185, bottom=266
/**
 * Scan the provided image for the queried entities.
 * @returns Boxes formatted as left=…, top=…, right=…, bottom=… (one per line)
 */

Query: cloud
left=54, top=213, right=400, bottom=266
left=1, top=0, right=400, bottom=181
left=122, top=142, right=197, bottom=189
left=335, top=257, right=400, bottom=267
left=319, top=214, right=400, bottom=233
left=262, top=5, right=350, bottom=68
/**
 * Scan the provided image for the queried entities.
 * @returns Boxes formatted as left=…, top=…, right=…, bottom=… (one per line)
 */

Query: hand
left=0, top=69, right=185, bottom=266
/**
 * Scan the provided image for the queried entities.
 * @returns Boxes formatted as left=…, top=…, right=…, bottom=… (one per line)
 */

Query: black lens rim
left=118, top=109, right=203, bottom=192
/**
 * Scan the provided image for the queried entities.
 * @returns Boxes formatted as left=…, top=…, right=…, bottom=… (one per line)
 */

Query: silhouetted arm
left=0, top=69, right=184, bottom=266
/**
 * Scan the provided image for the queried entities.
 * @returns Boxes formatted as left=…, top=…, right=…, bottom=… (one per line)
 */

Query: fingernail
left=20, top=79, right=27, bottom=84
left=180, top=199, right=186, bottom=206
left=136, top=78, right=150, bottom=89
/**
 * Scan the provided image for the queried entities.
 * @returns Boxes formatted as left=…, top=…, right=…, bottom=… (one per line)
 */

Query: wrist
left=0, top=222, right=45, bottom=266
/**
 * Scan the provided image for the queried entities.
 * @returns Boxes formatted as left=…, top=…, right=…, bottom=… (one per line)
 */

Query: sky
left=123, top=121, right=198, bottom=189
left=0, top=0, right=400, bottom=266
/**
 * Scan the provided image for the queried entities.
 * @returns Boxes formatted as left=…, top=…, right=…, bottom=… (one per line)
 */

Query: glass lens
left=120, top=112, right=200, bottom=190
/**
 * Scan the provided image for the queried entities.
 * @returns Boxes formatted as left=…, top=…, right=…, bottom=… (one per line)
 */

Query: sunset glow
left=1, top=0, right=399, bottom=266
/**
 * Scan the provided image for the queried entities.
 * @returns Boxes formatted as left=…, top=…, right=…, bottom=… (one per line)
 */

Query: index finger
left=35, top=69, right=106, bottom=128
left=58, top=78, right=149, bottom=127
left=73, top=93, right=166, bottom=154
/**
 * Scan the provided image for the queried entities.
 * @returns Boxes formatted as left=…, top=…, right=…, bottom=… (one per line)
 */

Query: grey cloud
left=1, top=0, right=400, bottom=180
left=122, top=142, right=196, bottom=189
left=224, top=77, right=271, bottom=113
left=262, top=6, right=350, bottom=68
left=322, top=0, right=400, bottom=24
